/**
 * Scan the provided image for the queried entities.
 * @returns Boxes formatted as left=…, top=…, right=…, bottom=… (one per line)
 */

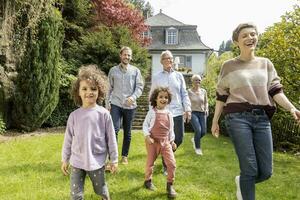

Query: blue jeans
left=225, top=109, right=273, bottom=200
left=190, top=111, right=207, bottom=149
left=110, top=104, right=136, bottom=157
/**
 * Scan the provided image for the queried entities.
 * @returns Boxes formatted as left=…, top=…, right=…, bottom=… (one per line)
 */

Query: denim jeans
left=110, top=104, right=136, bottom=157
left=190, top=111, right=207, bottom=149
left=225, top=109, right=273, bottom=200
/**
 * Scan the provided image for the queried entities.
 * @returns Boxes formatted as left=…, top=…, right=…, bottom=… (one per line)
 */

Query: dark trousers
left=110, top=104, right=136, bottom=157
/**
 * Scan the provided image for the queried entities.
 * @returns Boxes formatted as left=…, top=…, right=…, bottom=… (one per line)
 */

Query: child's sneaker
left=235, top=176, right=243, bottom=200
left=121, top=156, right=128, bottom=165
left=144, top=180, right=156, bottom=191
left=166, top=182, right=177, bottom=198
left=195, top=148, right=203, bottom=155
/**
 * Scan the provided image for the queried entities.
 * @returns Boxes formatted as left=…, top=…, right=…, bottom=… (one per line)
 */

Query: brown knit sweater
left=216, top=57, right=283, bottom=118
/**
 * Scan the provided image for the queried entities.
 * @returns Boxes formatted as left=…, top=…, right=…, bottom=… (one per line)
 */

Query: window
left=186, top=56, right=192, bottom=68
left=165, top=28, right=178, bottom=45
left=142, top=31, right=151, bottom=39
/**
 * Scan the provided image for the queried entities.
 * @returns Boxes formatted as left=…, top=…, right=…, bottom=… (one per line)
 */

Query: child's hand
left=61, top=162, right=69, bottom=176
left=110, top=163, right=118, bottom=174
left=171, top=141, right=177, bottom=151
left=146, top=136, right=154, bottom=144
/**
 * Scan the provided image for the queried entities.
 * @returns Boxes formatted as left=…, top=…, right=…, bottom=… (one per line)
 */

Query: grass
left=0, top=131, right=299, bottom=200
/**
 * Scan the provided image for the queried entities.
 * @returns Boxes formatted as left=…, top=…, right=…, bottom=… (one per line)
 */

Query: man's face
left=120, top=49, right=132, bottom=65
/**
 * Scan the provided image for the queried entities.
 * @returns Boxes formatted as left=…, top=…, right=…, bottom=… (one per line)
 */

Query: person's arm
left=106, top=69, right=114, bottom=110
left=179, top=74, right=191, bottom=122
left=273, top=93, right=300, bottom=123
left=131, top=68, right=144, bottom=100
left=61, top=114, right=74, bottom=175
left=204, top=89, right=209, bottom=116
left=105, top=112, right=118, bottom=164
left=211, top=100, right=225, bottom=138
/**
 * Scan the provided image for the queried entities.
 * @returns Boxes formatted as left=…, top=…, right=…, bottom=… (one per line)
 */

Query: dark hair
left=150, top=87, right=172, bottom=108
left=71, top=64, right=108, bottom=106
left=232, top=22, right=258, bottom=42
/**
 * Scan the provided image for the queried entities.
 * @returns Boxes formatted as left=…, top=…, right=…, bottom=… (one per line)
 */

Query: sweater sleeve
left=168, top=112, right=175, bottom=142
left=62, top=114, right=74, bottom=163
left=216, top=62, right=230, bottom=102
left=267, top=59, right=283, bottom=97
left=105, top=112, right=118, bottom=164
left=143, top=110, right=153, bottom=137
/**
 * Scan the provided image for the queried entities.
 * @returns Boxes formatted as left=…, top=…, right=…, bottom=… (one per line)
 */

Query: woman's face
left=161, top=53, right=173, bottom=72
left=235, top=27, right=258, bottom=52
left=192, top=77, right=201, bottom=87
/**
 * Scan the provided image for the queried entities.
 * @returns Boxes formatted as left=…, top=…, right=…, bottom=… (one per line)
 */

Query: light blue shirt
left=62, top=105, right=118, bottom=171
left=107, top=64, right=144, bottom=109
left=150, top=69, right=191, bottom=117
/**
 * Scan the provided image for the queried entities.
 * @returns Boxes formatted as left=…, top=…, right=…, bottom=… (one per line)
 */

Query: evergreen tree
left=218, top=41, right=225, bottom=56
left=12, top=5, right=64, bottom=131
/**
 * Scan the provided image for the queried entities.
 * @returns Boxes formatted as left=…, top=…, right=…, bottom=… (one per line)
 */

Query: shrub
left=12, top=4, right=64, bottom=131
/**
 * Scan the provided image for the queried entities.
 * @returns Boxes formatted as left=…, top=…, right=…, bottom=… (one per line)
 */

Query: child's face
left=156, top=91, right=169, bottom=109
left=79, top=80, right=99, bottom=108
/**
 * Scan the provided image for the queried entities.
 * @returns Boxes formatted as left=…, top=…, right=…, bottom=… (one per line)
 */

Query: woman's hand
left=211, top=121, right=220, bottom=138
left=290, top=108, right=300, bottom=124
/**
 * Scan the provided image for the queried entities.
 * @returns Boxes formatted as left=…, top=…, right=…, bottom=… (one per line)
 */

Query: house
left=145, top=10, right=213, bottom=78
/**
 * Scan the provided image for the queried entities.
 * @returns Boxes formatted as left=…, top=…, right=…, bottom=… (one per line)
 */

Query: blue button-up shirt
left=107, top=64, right=144, bottom=109
left=150, top=69, right=191, bottom=117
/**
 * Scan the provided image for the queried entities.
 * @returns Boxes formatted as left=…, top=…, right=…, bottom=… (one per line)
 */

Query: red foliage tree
left=92, top=0, right=151, bottom=46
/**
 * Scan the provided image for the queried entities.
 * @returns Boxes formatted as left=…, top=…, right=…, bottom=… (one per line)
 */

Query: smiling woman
left=211, top=22, right=300, bottom=200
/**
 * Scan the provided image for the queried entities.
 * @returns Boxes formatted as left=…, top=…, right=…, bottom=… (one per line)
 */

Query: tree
left=218, top=41, right=225, bottom=56
left=92, top=0, right=150, bottom=46
left=126, top=0, right=154, bottom=18
left=257, top=4, right=300, bottom=107
left=12, top=4, right=64, bottom=131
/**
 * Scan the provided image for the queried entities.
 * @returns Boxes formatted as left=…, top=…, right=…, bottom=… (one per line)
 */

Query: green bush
left=12, top=5, right=64, bottom=131
left=0, top=116, right=6, bottom=134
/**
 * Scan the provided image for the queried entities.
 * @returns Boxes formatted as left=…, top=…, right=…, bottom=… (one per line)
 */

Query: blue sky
left=148, top=0, right=298, bottom=50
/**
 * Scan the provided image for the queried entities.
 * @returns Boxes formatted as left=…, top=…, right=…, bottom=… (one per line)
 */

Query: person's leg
left=88, top=167, right=110, bottom=200
left=253, top=115, right=273, bottom=183
left=198, top=112, right=207, bottom=139
left=144, top=141, right=159, bottom=190
left=173, top=115, right=184, bottom=148
left=225, top=112, right=257, bottom=200
left=162, top=115, right=183, bottom=171
left=161, top=142, right=176, bottom=183
left=121, top=108, right=136, bottom=157
left=110, top=104, right=122, bottom=139
left=70, top=167, right=86, bottom=200
left=190, top=112, right=202, bottom=149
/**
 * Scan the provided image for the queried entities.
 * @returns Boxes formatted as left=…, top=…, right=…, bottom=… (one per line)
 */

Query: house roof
left=146, top=11, right=189, bottom=26
left=145, top=11, right=212, bottom=51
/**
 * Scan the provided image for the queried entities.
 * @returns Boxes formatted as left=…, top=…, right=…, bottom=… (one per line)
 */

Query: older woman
left=150, top=50, right=191, bottom=175
left=211, top=22, right=300, bottom=200
left=188, top=74, right=208, bottom=155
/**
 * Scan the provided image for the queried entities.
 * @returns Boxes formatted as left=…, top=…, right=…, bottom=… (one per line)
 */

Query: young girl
left=61, top=65, right=118, bottom=200
left=143, top=87, right=177, bottom=198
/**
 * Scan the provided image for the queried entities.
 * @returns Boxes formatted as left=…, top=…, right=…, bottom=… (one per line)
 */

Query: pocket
left=93, top=136, right=107, bottom=154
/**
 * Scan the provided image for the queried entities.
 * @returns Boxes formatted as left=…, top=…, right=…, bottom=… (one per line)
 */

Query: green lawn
left=0, top=131, right=299, bottom=200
